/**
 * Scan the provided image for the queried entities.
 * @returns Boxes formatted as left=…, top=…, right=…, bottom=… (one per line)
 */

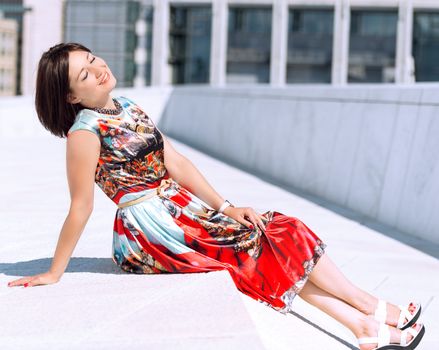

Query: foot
left=371, top=299, right=420, bottom=329
left=357, top=316, right=423, bottom=350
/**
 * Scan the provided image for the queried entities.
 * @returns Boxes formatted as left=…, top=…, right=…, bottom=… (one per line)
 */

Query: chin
left=104, top=78, right=117, bottom=92
left=110, top=76, right=117, bottom=89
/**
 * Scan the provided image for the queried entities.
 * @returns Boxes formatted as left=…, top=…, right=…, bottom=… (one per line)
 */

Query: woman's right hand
left=7, top=271, right=61, bottom=288
left=223, top=206, right=267, bottom=233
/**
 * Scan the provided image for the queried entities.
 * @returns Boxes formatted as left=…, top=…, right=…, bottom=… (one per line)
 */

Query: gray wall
left=158, top=85, right=439, bottom=245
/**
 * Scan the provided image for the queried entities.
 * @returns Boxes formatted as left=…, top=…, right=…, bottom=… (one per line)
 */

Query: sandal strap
left=358, top=323, right=391, bottom=347
left=358, top=337, right=378, bottom=345
left=397, top=302, right=419, bottom=329
left=374, top=299, right=387, bottom=324
left=400, top=326, right=419, bottom=346
left=397, top=305, right=411, bottom=329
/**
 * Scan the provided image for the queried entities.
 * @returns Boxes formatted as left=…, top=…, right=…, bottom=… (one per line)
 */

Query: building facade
left=7, top=0, right=439, bottom=94
left=0, top=0, right=29, bottom=95
left=146, top=0, right=439, bottom=87
left=0, top=15, right=18, bottom=96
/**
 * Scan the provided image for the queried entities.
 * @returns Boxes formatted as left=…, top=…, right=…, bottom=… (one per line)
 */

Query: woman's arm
left=161, top=134, right=225, bottom=211
left=7, top=130, right=100, bottom=287
left=161, top=132, right=266, bottom=232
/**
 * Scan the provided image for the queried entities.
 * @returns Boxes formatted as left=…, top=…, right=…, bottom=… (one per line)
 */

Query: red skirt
left=112, top=177, right=326, bottom=314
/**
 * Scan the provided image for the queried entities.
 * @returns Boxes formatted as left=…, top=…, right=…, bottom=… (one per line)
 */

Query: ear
left=67, top=93, right=81, bottom=104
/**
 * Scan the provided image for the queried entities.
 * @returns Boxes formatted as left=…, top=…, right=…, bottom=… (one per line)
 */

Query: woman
left=7, top=43, right=425, bottom=350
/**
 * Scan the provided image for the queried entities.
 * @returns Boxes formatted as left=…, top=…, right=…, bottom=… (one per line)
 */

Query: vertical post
left=22, top=0, right=63, bottom=95
left=134, top=5, right=147, bottom=87
left=395, top=0, right=414, bottom=84
left=210, top=0, right=228, bottom=86
left=151, top=0, right=170, bottom=86
left=331, top=0, right=350, bottom=85
left=270, top=0, right=288, bottom=86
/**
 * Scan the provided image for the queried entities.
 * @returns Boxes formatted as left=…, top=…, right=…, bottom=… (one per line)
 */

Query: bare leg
left=309, top=254, right=376, bottom=313
left=308, top=253, right=410, bottom=327
left=298, top=280, right=419, bottom=350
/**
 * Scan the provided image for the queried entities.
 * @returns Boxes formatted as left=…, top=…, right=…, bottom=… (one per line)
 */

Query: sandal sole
left=372, top=324, right=425, bottom=350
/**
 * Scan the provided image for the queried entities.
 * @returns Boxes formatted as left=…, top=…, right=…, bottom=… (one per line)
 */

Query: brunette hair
left=35, top=42, right=91, bottom=138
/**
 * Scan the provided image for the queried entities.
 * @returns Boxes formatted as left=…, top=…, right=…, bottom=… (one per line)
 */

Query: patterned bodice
left=67, top=96, right=169, bottom=204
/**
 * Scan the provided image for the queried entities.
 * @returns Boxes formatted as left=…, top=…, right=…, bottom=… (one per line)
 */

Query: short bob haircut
left=35, top=42, right=91, bottom=138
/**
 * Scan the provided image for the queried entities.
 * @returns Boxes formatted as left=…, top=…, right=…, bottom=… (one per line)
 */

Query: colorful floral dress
left=67, top=96, right=326, bottom=314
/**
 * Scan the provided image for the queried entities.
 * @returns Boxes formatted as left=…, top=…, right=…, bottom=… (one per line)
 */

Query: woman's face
left=67, top=50, right=117, bottom=108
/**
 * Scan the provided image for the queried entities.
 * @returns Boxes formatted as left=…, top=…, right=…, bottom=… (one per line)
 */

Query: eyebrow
left=76, top=52, right=90, bottom=81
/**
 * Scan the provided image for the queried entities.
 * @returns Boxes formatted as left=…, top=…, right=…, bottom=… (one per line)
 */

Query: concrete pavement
left=0, top=93, right=438, bottom=349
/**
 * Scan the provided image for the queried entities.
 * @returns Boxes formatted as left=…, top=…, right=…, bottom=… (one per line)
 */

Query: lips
left=99, top=72, right=110, bottom=85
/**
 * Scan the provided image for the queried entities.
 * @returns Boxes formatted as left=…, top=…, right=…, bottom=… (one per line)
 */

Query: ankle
left=354, top=314, right=377, bottom=338
left=357, top=295, right=378, bottom=315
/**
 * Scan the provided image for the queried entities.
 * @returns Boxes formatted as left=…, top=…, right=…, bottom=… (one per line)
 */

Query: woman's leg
left=298, top=280, right=418, bottom=350
left=308, top=253, right=407, bottom=326
left=309, top=254, right=376, bottom=313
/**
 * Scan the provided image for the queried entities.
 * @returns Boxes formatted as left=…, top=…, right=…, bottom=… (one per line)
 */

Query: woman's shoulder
left=114, top=95, right=137, bottom=108
left=67, top=109, right=101, bottom=138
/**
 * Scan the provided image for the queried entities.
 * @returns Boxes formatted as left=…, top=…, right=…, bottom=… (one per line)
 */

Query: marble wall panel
left=299, top=100, right=341, bottom=198
left=377, top=104, right=419, bottom=227
left=158, top=86, right=439, bottom=244
left=324, top=102, right=364, bottom=206
left=396, top=105, right=439, bottom=243
left=345, top=103, right=397, bottom=218
left=266, top=98, right=299, bottom=184
left=245, top=97, right=289, bottom=176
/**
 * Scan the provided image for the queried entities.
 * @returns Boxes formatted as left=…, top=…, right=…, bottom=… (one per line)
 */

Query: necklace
left=92, top=98, right=123, bottom=115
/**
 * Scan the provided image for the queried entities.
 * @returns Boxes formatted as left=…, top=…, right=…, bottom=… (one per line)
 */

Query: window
left=413, top=11, right=439, bottom=82
left=348, top=10, right=398, bottom=83
left=226, top=6, right=272, bottom=84
left=287, top=8, right=334, bottom=83
left=169, top=5, right=212, bottom=84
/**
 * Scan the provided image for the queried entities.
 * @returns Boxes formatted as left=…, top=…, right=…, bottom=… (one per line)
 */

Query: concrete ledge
left=158, top=85, right=439, bottom=246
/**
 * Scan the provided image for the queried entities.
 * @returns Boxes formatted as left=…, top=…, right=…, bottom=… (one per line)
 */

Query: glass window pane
left=64, top=0, right=138, bottom=87
left=413, top=11, right=439, bottom=82
left=169, top=5, right=212, bottom=84
left=96, top=2, right=122, bottom=23
left=226, top=6, right=272, bottom=84
left=69, top=1, right=96, bottom=24
left=348, top=10, right=397, bottom=83
left=287, top=8, right=334, bottom=84
left=65, top=26, right=94, bottom=49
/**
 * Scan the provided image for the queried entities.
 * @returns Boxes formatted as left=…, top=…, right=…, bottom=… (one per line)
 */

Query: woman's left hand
left=223, top=206, right=266, bottom=232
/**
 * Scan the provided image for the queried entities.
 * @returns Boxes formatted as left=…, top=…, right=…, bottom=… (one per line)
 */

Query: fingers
left=244, top=209, right=266, bottom=232
left=7, top=277, right=27, bottom=287
left=239, top=216, right=254, bottom=230
left=227, top=206, right=267, bottom=232
left=26, top=277, right=40, bottom=287
left=7, top=276, right=35, bottom=288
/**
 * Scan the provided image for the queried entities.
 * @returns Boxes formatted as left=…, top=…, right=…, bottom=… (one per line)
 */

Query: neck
left=100, top=96, right=115, bottom=109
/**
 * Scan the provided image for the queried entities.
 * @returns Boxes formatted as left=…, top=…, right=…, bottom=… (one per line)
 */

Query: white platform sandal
left=374, top=299, right=422, bottom=330
left=358, top=322, right=425, bottom=350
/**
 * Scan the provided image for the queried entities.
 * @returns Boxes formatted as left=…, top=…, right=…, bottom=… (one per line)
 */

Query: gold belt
left=117, top=177, right=173, bottom=209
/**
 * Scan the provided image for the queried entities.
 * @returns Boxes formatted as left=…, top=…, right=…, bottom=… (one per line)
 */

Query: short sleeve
left=67, top=110, right=100, bottom=138
left=116, top=95, right=136, bottom=109
left=116, top=95, right=156, bottom=126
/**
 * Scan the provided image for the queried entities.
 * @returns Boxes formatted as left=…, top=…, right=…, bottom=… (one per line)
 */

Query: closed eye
left=82, top=56, right=96, bottom=81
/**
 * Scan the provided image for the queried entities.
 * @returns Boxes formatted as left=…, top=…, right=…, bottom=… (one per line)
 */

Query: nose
left=90, top=66, right=105, bottom=79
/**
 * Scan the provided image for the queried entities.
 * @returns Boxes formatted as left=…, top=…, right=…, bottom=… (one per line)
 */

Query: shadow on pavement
left=0, top=257, right=129, bottom=276
left=289, top=310, right=359, bottom=350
